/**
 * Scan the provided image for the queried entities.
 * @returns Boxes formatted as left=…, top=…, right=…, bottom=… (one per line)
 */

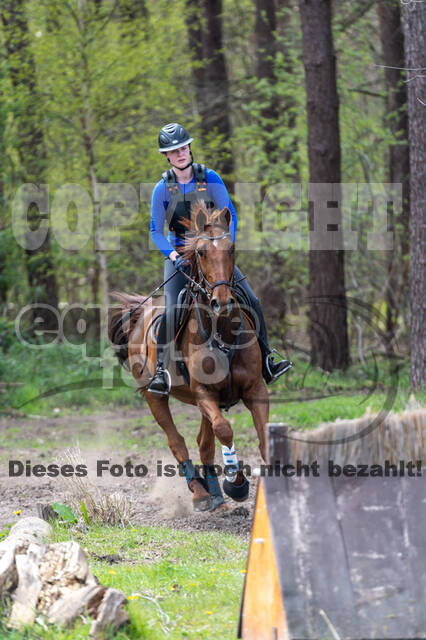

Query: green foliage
left=80, top=499, right=90, bottom=526
left=1, top=333, right=422, bottom=429
left=0, top=317, right=16, bottom=352
left=52, top=502, right=78, bottom=524
left=0, top=338, right=139, bottom=416
left=0, top=522, right=12, bottom=542
left=0, top=0, right=412, bottom=377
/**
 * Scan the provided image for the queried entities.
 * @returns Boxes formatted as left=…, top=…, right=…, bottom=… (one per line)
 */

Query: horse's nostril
left=227, top=297, right=235, bottom=306
left=211, top=298, right=220, bottom=312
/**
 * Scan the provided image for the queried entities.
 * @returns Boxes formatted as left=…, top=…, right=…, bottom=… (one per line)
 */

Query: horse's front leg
left=194, top=385, right=249, bottom=502
left=242, top=381, right=269, bottom=462
left=196, top=415, right=226, bottom=510
left=143, top=392, right=210, bottom=510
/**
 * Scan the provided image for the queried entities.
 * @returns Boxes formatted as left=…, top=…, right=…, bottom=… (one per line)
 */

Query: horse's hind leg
left=242, top=381, right=269, bottom=462
left=196, top=414, right=215, bottom=464
left=143, top=392, right=210, bottom=509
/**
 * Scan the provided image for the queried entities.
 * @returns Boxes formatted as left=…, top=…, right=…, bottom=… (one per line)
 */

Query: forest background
left=0, top=0, right=425, bottom=404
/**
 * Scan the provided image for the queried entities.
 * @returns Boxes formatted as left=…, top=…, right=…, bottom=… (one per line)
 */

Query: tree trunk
left=185, top=0, right=206, bottom=128
left=299, top=0, right=349, bottom=371
left=0, top=100, right=7, bottom=305
left=254, top=0, right=294, bottom=333
left=1, top=0, right=59, bottom=331
left=186, top=0, right=234, bottom=185
left=378, top=0, right=410, bottom=349
left=402, top=1, right=426, bottom=389
left=77, top=0, right=109, bottom=338
left=255, top=0, right=278, bottom=161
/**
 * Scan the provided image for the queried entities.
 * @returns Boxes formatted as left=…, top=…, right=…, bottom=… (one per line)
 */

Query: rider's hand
left=173, top=254, right=189, bottom=273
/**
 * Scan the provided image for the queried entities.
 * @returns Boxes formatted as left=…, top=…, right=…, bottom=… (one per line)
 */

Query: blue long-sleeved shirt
left=150, top=167, right=237, bottom=257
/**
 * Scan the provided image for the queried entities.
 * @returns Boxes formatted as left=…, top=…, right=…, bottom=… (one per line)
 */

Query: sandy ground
left=0, top=408, right=260, bottom=538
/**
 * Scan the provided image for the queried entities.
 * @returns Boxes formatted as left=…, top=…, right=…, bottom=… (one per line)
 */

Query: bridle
left=194, top=231, right=235, bottom=296
left=185, top=230, right=246, bottom=300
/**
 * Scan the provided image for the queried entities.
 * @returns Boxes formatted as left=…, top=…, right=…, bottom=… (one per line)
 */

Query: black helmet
left=158, top=123, right=193, bottom=153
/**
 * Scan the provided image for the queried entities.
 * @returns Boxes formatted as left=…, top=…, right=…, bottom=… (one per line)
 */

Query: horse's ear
left=194, top=207, right=208, bottom=232
left=219, top=207, right=231, bottom=229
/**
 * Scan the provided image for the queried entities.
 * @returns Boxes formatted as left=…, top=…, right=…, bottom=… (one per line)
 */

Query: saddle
left=151, top=283, right=253, bottom=390
left=152, top=286, right=192, bottom=343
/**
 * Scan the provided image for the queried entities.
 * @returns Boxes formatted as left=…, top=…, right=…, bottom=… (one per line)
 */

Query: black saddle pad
left=234, top=283, right=251, bottom=308
left=152, top=286, right=191, bottom=343
left=175, top=286, right=192, bottom=334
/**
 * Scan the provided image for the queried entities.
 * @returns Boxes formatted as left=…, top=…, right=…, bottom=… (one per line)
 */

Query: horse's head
left=182, top=201, right=236, bottom=316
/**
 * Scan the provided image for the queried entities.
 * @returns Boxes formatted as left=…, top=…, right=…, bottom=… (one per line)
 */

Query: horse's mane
left=180, top=201, right=230, bottom=275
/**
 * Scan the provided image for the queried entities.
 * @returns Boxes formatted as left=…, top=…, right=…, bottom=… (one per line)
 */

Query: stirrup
left=264, top=349, right=293, bottom=383
left=147, top=366, right=172, bottom=395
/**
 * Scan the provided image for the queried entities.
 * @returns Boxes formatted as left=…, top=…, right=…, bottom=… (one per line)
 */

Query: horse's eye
left=197, top=249, right=205, bottom=258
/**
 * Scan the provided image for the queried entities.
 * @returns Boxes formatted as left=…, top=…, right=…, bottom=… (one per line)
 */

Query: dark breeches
left=156, top=259, right=188, bottom=366
left=233, top=266, right=268, bottom=350
left=156, top=260, right=269, bottom=366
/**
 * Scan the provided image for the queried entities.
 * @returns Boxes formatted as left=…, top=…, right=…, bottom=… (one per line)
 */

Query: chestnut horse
left=109, top=202, right=269, bottom=511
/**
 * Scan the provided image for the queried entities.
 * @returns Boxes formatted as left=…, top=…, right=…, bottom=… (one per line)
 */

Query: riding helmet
left=158, top=123, right=193, bottom=153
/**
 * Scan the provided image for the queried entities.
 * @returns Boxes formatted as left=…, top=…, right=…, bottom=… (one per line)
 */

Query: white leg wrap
left=222, top=442, right=239, bottom=480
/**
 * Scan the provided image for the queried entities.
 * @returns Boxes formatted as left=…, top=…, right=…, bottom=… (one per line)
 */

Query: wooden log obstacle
left=238, top=408, right=426, bottom=640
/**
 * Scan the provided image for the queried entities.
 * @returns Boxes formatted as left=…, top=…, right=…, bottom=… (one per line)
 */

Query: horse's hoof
left=193, top=495, right=212, bottom=512
left=223, top=476, right=250, bottom=502
left=210, top=496, right=226, bottom=512
left=217, top=503, right=234, bottom=517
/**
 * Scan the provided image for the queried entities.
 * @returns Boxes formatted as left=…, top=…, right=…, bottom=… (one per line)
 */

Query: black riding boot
left=147, top=314, right=171, bottom=395
left=252, top=298, right=292, bottom=384
left=258, top=337, right=293, bottom=384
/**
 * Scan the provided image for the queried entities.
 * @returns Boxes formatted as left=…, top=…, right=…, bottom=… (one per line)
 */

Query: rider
left=147, top=122, right=291, bottom=394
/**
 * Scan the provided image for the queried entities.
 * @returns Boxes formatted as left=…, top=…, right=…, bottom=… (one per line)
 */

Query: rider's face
left=165, top=144, right=191, bottom=169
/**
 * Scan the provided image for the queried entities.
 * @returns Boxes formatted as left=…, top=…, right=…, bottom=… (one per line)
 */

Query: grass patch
left=1, top=340, right=423, bottom=421
left=0, top=341, right=139, bottom=416
left=0, top=523, right=248, bottom=640
left=0, top=410, right=203, bottom=460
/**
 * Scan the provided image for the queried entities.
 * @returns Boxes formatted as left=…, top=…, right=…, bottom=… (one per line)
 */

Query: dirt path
left=0, top=407, right=260, bottom=537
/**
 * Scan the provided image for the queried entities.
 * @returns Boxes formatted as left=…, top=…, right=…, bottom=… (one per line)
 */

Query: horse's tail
left=108, top=292, right=147, bottom=368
